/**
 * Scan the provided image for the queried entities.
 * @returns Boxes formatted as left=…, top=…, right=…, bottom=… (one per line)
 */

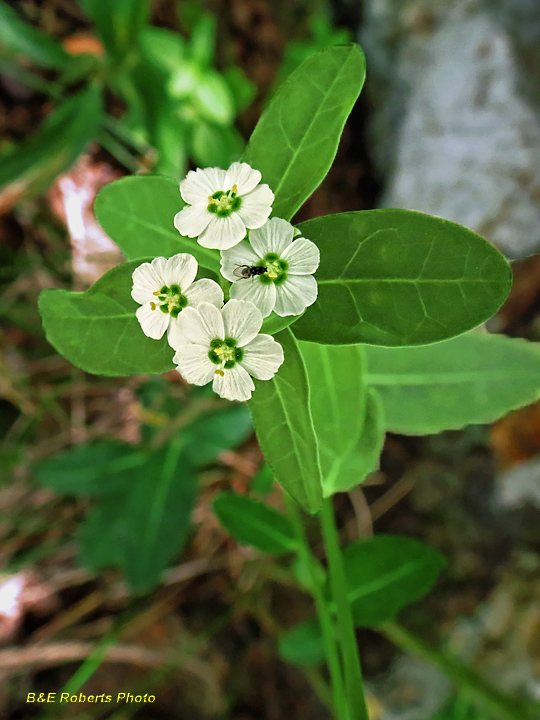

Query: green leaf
left=0, top=2, right=69, bottom=68
left=213, top=492, right=297, bottom=555
left=139, top=26, right=186, bottom=74
left=222, top=65, right=256, bottom=113
left=78, top=0, right=151, bottom=60
left=79, top=441, right=197, bottom=594
left=39, top=258, right=175, bottom=376
left=260, top=312, right=302, bottom=335
left=278, top=618, right=326, bottom=667
left=365, top=332, right=540, bottom=434
left=243, top=44, right=366, bottom=221
left=94, top=176, right=220, bottom=272
left=324, top=389, right=385, bottom=496
left=188, top=12, right=216, bottom=68
left=193, top=70, right=235, bottom=125
left=191, top=122, right=244, bottom=170
left=293, top=210, right=512, bottom=346
left=251, top=465, right=274, bottom=496
left=35, top=442, right=146, bottom=496
left=0, top=86, right=102, bottom=207
left=342, top=535, right=446, bottom=627
left=183, top=405, right=253, bottom=467
left=299, top=342, right=367, bottom=487
left=248, top=328, right=323, bottom=514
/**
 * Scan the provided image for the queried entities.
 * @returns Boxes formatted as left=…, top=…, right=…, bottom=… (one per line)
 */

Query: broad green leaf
left=0, top=86, right=102, bottom=208
left=323, top=389, right=385, bottom=496
left=243, top=44, right=366, bottom=220
left=0, top=2, right=69, bottom=69
left=342, top=535, right=446, bottom=627
left=278, top=618, right=326, bottom=667
left=191, top=121, right=244, bottom=170
left=39, top=258, right=175, bottom=376
left=183, top=405, right=253, bottom=467
left=293, top=211, right=512, bottom=346
left=35, top=442, right=146, bottom=496
left=79, top=441, right=196, bottom=593
left=248, top=328, right=323, bottom=514
left=139, top=27, right=186, bottom=74
left=365, top=332, right=540, bottom=434
left=78, top=0, right=151, bottom=60
left=299, top=341, right=367, bottom=485
left=94, top=176, right=220, bottom=272
left=213, top=492, right=297, bottom=555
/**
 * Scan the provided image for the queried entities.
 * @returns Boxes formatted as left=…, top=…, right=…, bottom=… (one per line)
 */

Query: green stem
left=320, top=498, right=369, bottom=720
left=381, top=621, right=540, bottom=720
left=285, top=494, right=349, bottom=720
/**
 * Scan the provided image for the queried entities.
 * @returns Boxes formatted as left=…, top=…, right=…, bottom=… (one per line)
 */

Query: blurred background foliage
left=1, top=1, right=540, bottom=719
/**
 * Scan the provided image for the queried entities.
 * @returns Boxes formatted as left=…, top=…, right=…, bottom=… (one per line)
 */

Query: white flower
left=220, top=217, right=320, bottom=317
left=174, top=162, right=274, bottom=251
left=131, top=254, right=223, bottom=348
left=172, top=300, right=284, bottom=402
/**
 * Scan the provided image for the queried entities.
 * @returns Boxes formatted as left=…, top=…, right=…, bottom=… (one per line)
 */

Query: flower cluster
left=132, top=162, right=320, bottom=401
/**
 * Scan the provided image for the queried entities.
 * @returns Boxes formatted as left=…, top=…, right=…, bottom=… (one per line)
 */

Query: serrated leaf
left=0, top=86, right=102, bottom=208
left=243, top=44, right=366, bottom=221
left=213, top=492, right=297, bottom=554
left=293, top=210, right=512, bottom=346
left=79, top=441, right=197, bottom=593
left=39, top=258, right=175, bottom=376
left=342, top=535, right=446, bottom=627
left=365, top=332, right=540, bottom=434
left=94, top=176, right=220, bottom=272
left=248, top=328, right=322, bottom=514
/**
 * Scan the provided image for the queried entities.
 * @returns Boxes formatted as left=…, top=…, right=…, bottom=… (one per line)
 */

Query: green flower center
left=258, top=252, right=288, bottom=286
left=207, top=184, right=242, bottom=218
left=150, top=284, right=188, bottom=318
left=208, top=337, right=244, bottom=370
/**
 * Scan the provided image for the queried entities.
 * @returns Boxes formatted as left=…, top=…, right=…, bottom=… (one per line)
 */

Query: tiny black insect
left=233, top=264, right=268, bottom=279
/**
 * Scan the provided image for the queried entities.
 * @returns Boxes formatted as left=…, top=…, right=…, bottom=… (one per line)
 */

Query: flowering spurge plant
left=39, top=45, right=540, bottom=720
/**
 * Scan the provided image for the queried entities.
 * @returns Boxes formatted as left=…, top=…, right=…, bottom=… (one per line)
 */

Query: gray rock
left=361, top=0, right=540, bottom=259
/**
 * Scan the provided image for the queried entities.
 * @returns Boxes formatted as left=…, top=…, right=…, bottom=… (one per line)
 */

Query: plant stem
left=285, top=494, right=349, bottom=720
left=381, top=621, right=540, bottom=720
left=320, top=497, right=370, bottom=720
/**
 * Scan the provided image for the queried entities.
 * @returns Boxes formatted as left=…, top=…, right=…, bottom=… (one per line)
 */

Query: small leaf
left=260, top=312, right=302, bottom=335
left=278, top=618, right=326, bottom=667
left=79, top=441, right=197, bottom=594
left=191, top=122, right=244, bottom=170
left=365, top=332, right=540, bottom=434
left=0, top=86, right=102, bottom=209
left=248, top=328, right=323, bottom=514
left=79, top=0, right=151, bottom=60
left=243, top=44, right=366, bottom=221
left=293, top=210, right=512, bottom=346
left=35, top=442, right=146, bottom=496
left=0, top=3, right=69, bottom=69
left=39, top=258, right=175, bottom=376
left=213, top=492, right=297, bottom=555
left=183, top=405, right=253, bottom=467
left=251, top=465, right=274, bottom=495
left=342, top=535, right=446, bottom=627
left=94, top=176, right=220, bottom=272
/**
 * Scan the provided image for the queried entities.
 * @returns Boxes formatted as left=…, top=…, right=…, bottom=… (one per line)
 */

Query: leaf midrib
left=367, top=370, right=540, bottom=386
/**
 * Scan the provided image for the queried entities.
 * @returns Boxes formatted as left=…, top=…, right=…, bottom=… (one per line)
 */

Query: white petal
left=220, top=241, right=260, bottom=282
left=222, top=299, right=263, bottom=346
left=230, top=277, right=276, bottom=317
left=281, top=237, right=320, bottom=275
left=184, top=278, right=224, bottom=308
left=173, top=344, right=215, bottom=385
left=241, top=334, right=284, bottom=380
left=237, top=184, right=274, bottom=230
left=224, top=162, right=261, bottom=194
left=274, top=274, right=318, bottom=317
left=136, top=302, right=170, bottom=339
left=174, top=205, right=212, bottom=239
left=131, top=261, right=164, bottom=304
left=197, top=213, right=246, bottom=250
left=212, top=363, right=255, bottom=402
left=175, top=302, right=224, bottom=345
left=248, top=217, right=293, bottom=257
left=163, top=253, right=198, bottom=289
left=180, top=167, right=226, bottom=205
